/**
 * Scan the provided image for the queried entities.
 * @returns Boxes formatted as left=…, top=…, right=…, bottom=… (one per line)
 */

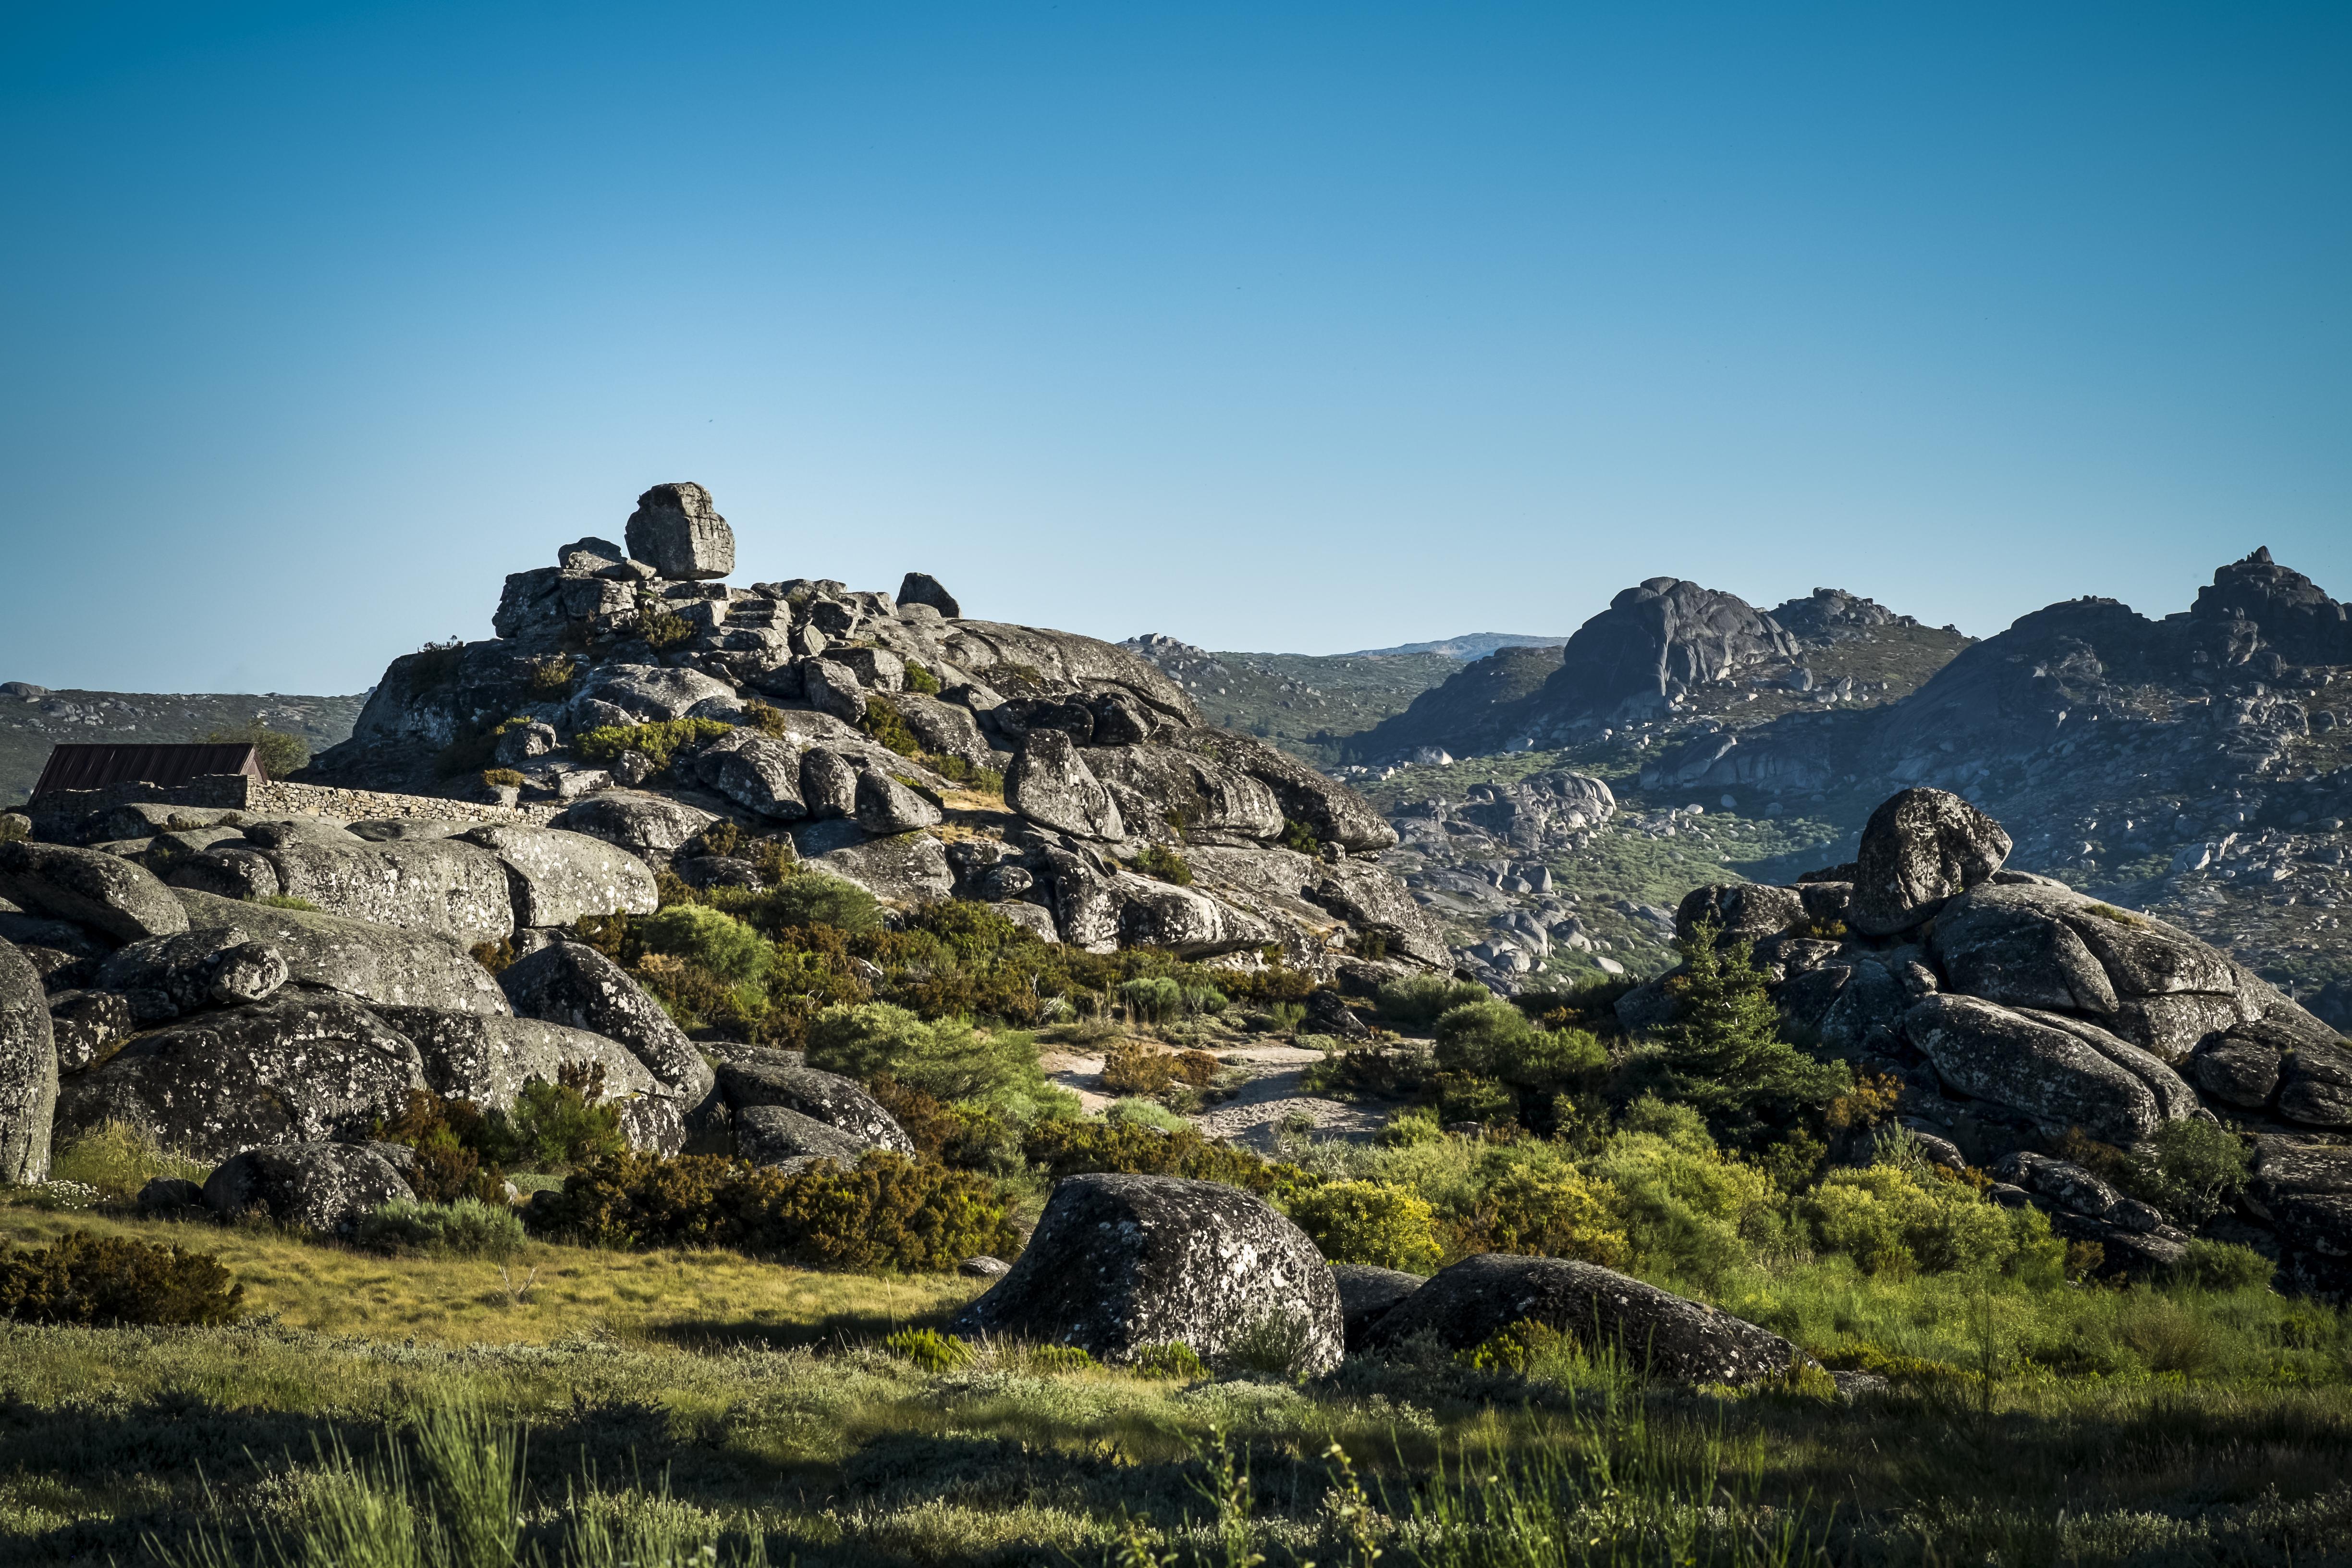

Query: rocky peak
left=1534, top=577, right=1798, bottom=720
left=1768, top=587, right=1915, bottom=644
left=625, top=483, right=735, bottom=581
left=2190, top=547, right=2352, bottom=667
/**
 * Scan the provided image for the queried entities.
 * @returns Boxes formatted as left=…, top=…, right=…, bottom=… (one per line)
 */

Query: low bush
left=2168, top=1238, right=2275, bottom=1293
left=860, top=697, right=922, bottom=758
left=1130, top=1341, right=1208, bottom=1380
left=1432, top=1000, right=1605, bottom=1090
left=884, top=1326, right=970, bottom=1372
left=1278, top=819, right=1322, bottom=856
left=1120, top=976, right=1185, bottom=1024
left=1022, top=1120, right=1309, bottom=1198
left=637, top=905, right=772, bottom=985
left=355, top=1198, right=527, bottom=1260
left=376, top=1072, right=626, bottom=1200
left=525, top=654, right=578, bottom=696
left=1099, top=1041, right=1219, bottom=1099
left=1799, top=1161, right=2062, bottom=1283
left=480, top=768, right=526, bottom=790
left=903, top=662, right=943, bottom=696
left=573, top=718, right=735, bottom=774
left=804, top=1002, right=1064, bottom=1117
left=1028, top=1345, right=1098, bottom=1373
left=0, top=1230, right=243, bottom=1326
left=529, top=1150, right=1019, bottom=1270
left=1376, top=974, right=1492, bottom=1028
left=1106, top=1098, right=1190, bottom=1132
left=1133, top=844, right=1194, bottom=886
left=1287, top=1180, right=1442, bottom=1271
left=200, top=722, right=310, bottom=778
left=1463, top=1164, right=1629, bottom=1268
left=635, top=588, right=691, bottom=649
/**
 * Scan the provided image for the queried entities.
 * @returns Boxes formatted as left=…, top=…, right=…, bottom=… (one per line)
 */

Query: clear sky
left=3, top=2, right=2347, bottom=694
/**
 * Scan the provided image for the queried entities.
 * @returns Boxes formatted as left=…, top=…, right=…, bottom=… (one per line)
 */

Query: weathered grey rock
left=1901, top=993, right=2161, bottom=1143
left=897, top=572, right=961, bottom=619
left=548, top=793, right=718, bottom=859
left=1307, top=859, right=1451, bottom=968
left=373, top=1007, right=686, bottom=1153
left=46, top=989, right=132, bottom=1074
left=855, top=771, right=943, bottom=835
left=571, top=662, right=737, bottom=724
left=624, top=481, right=735, bottom=580
left=1991, top=1151, right=2169, bottom=1232
left=1030, top=846, right=1122, bottom=952
left=0, top=940, right=57, bottom=1182
left=1849, top=788, right=2011, bottom=936
left=1111, top=872, right=1274, bottom=958
left=801, top=658, right=869, bottom=724
left=229, top=833, right=516, bottom=946
left=494, top=720, right=559, bottom=768
left=1086, top=746, right=1284, bottom=845
left=959, top=1254, right=1011, bottom=1278
left=2010, top=1007, right=2205, bottom=1124
left=1007, top=730, right=1125, bottom=841
left=693, top=731, right=807, bottom=821
left=1331, top=1263, right=1423, bottom=1351
left=95, top=928, right=289, bottom=1023
left=2247, top=1139, right=2352, bottom=1297
left=2060, top=902, right=2242, bottom=997
left=801, top=829, right=954, bottom=904
left=798, top=747, right=859, bottom=820
left=1169, top=731, right=1397, bottom=853
left=1362, top=1253, right=1803, bottom=1385
left=455, top=824, right=660, bottom=927
left=942, top=620, right=1200, bottom=723
left=498, top=941, right=714, bottom=1108
left=137, top=1176, right=204, bottom=1211
left=735, top=1103, right=868, bottom=1166
left=172, top=890, right=512, bottom=1017
left=991, top=900, right=1060, bottom=943
left=164, top=845, right=282, bottom=901
left=953, top=1174, right=1343, bottom=1373
left=893, top=693, right=997, bottom=774
left=1674, top=883, right=1807, bottom=945
left=2192, top=1008, right=2352, bottom=1128
left=58, top=992, right=428, bottom=1162
left=0, top=842, right=189, bottom=944
left=713, top=1059, right=913, bottom=1153
left=1931, top=884, right=2120, bottom=1016
left=202, top=1142, right=415, bottom=1235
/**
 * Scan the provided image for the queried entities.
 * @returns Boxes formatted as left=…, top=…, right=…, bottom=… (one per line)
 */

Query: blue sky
left=2, top=2, right=2346, bottom=693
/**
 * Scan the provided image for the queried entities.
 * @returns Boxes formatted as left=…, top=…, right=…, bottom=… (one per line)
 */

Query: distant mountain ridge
left=0, top=686, right=367, bottom=804
left=1342, top=633, right=1566, bottom=660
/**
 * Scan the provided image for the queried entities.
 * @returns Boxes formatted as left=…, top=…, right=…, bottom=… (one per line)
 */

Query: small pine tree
left=1664, top=921, right=1848, bottom=1145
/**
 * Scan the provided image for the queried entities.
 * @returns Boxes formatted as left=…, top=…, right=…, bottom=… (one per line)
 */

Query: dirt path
left=1040, top=1040, right=1391, bottom=1154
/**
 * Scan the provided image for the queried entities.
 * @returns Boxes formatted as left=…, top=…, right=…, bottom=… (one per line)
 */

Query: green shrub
left=1658, top=923, right=1849, bottom=1145
left=1107, top=1098, right=1191, bottom=1132
left=883, top=1326, right=971, bottom=1372
left=1133, top=844, right=1194, bottom=886
left=525, top=654, right=579, bottom=696
left=1376, top=974, right=1492, bottom=1028
left=1120, top=976, right=1186, bottom=1024
left=1099, top=1041, right=1219, bottom=1099
left=1380, top=1106, right=1442, bottom=1147
left=804, top=1002, right=1058, bottom=1113
left=1129, top=1341, right=1207, bottom=1380
left=48, top=1122, right=210, bottom=1200
left=635, top=588, right=691, bottom=649
left=2124, top=1120, right=2253, bottom=1226
left=1028, top=1345, right=1098, bottom=1373
left=200, top=723, right=310, bottom=778
left=355, top=1199, right=527, bottom=1260
left=637, top=905, right=772, bottom=985
left=1593, top=1119, right=1780, bottom=1287
left=406, top=637, right=466, bottom=696
left=751, top=870, right=883, bottom=933
left=573, top=718, right=735, bottom=774
left=1465, top=1165, right=1629, bottom=1268
left=2168, top=1239, right=2275, bottom=1293
left=1224, top=1309, right=1318, bottom=1380
left=1023, top=1120, right=1306, bottom=1197
left=1288, top=1180, right=1442, bottom=1271
left=529, top=1150, right=1019, bottom=1270
left=860, top=697, right=922, bottom=758
left=904, top=662, right=943, bottom=696
left=1432, top=1001, right=1605, bottom=1090
left=1800, top=1161, right=2062, bottom=1284
left=1182, top=985, right=1229, bottom=1015
left=1279, top=819, right=1322, bottom=856
left=480, top=768, right=526, bottom=791
left=511, top=1071, right=630, bottom=1170
left=1266, top=1001, right=1307, bottom=1032
left=0, top=1230, right=243, bottom=1326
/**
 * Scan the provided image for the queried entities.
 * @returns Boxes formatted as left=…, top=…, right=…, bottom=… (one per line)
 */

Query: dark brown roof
left=32, top=743, right=267, bottom=797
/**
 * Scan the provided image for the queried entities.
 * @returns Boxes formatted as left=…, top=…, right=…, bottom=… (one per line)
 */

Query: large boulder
left=46, top=989, right=133, bottom=1074
left=1170, top=732, right=1397, bottom=853
left=625, top=482, right=735, bottom=580
left=572, top=662, right=737, bottom=724
left=1006, top=730, right=1124, bottom=841
left=1900, top=993, right=2164, bottom=1144
left=1330, top=1263, right=1423, bottom=1352
left=95, top=928, right=290, bottom=1023
left=897, top=571, right=961, bottom=619
left=0, top=842, right=188, bottom=943
left=1930, top=884, right=2120, bottom=1016
left=712, top=1056, right=913, bottom=1153
left=548, top=793, right=719, bottom=860
left=57, top=992, right=429, bottom=1162
left=952, top=1174, right=1344, bottom=1373
left=1360, top=1253, right=1804, bottom=1386
left=202, top=1142, right=415, bottom=1235
left=221, top=826, right=515, bottom=946
left=1110, top=873, right=1274, bottom=958
left=2245, top=1139, right=2352, bottom=1298
left=373, top=1007, right=686, bottom=1153
left=0, top=940, right=58, bottom=1182
left=855, top=771, right=943, bottom=835
left=1849, top=788, right=2011, bottom=936
left=170, top=890, right=512, bottom=1018
left=2193, top=1007, right=2352, bottom=1129
left=735, top=1103, right=868, bottom=1166
left=1674, top=883, right=1807, bottom=945
left=1086, top=747, right=1284, bottom=846
left=799, top=829, right=954, bottom=905
left=696, top=732, right=808, bottom=821
left=498, top=941, right=715, bottom=1109
left=455, top=824, right=660, bottom=928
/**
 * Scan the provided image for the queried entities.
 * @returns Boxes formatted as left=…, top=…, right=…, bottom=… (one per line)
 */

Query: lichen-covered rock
left=373, top=1007, right=686, bottom=1153
left=1331, top=1263, right=1423, bottom=1351
left=855, top=771, right=943, bottom=835
left=0, top=939, right=58, bottom=1182
left=802, top=831, right=954, bottom=905
left=202, top=1141, right=415, bottom=1235
left=1306, top=858, right=1449, bottom=968
left=1901, top=993, right=2162, bottom=1143
left=952, top=1174, right=1344, bottom=1373
left=1927, top=884, right=2120, bottom=1015
left=1086, top=746, right=1284, bottom=846
left=223, top=829, right=516, bottom=946
left=696, top=732, right=808, bottom=821
left=171, top=890, right=512, bottom=1018
left=57, top=992, right=428, bottom=1162
left=1849, top=788, right=2011, bottom=936
left=1169, top=731, right=1397, bottom=853
left=1674, top=883, right=1807, bottom=945
left=1108, top=872, right=1273, bottom=958
left=712, top=1058, right=913, bottom=1153
left=498, top=942, right=715, bottom=1110
left=95, top=928, right=289, bottom=1023
left=2246, top=1138, right=2352, bottom=1297
left=2192, top=1007, right=2352, bottom=1129
left=1006, top=730, right=1124, bottom=841
left=46, top=989, right=132, bottom=1074
left=548, top=793, right=718, bottom=860
left=798, top=747, right=859, bottom=820
left=0, top=842, right=189, bottom=943
left=624, top=482, right=735, bottom=579
left=735, top=1103, right=867, bottom=1166
left=455, top=824, right=660, bottom=928
left=1361, top=1253, right=1803, bottom=1386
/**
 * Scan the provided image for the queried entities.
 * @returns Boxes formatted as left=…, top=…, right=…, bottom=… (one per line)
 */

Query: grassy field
left=5, top=1188, right=2350, bottom=1566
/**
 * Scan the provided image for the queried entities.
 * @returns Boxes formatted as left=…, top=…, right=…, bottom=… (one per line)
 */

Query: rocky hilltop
left=310, top=482, right=1446, bottom=976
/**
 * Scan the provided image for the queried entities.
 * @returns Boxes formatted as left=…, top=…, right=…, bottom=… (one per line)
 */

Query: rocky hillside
left=303, top=483, right=1446, bottom=979
left=0, top=686, right=365, bottom=803
left=1348, top=551, right=2352, bottom=1018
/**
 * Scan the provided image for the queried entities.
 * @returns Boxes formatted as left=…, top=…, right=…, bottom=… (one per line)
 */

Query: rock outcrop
left=0, top=939, right=57, bottom=1182
left=952, top=1173, right=1345, bottom=1372
left=202, top=1142, right=414, bottom=1235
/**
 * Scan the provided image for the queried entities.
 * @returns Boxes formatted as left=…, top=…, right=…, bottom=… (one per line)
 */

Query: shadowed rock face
left=0, top=842, right=188, bottom=943
left=499, top=942, right=714, bottom=1111
left=1329, top=1263, right=1424, bottom=1351
left=1535, top=578, right=1799, bottom=718
left=952, top=1173, right=1345, bottom=1373
left=1849, top=788, right=2011, bottom=935
left=0, top=939, right=57, bottom=1184
left=625, top=482, right=735, bottom=581
left=202, top=1142, right=414, bottom=1236
left=710, top=1058, right=912, bottom=1155
left=1361, top=1253, right=1804, bottom=1386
